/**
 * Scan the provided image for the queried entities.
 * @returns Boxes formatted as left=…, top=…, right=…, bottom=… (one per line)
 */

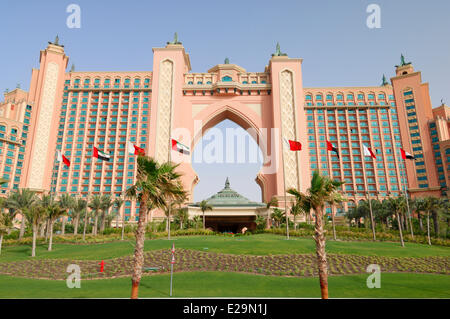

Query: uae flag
left=326, top=140, right=339, bottom=159
left=56, top=151, right=70, bottom=167
left=93, top=146, right=111, bottom=162
left=283, top=137, right=302, bottom=151
left=171, top=139, right=190, bottom=155
left=128, top=142, right=145, bottom=156
left=400, top=148, right=415, bottom=160
left=363, top=144, right=377, bottom=159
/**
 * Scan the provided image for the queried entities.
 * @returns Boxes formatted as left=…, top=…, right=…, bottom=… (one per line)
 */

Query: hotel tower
left=0, top=36, right=449, bottom=222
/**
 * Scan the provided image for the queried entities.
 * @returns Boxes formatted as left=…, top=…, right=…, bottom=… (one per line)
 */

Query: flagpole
left=362, top=145, right=376, bottom=241
left=280, top=136, right=289, bottom=240
left=401, top=157, right=414, bottom=239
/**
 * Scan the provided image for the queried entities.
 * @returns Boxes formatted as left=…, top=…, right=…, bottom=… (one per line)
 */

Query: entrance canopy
left=188, top=178, right=267, bottom=232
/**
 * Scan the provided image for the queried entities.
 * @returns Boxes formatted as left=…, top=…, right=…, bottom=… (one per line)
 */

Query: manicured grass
left=1, top=234, right=449, bottom=262
left=0, top=272, right=449, bottom=298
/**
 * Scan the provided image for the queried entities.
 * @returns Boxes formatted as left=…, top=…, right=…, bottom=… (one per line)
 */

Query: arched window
left=221, top=76, right=232, bottom=82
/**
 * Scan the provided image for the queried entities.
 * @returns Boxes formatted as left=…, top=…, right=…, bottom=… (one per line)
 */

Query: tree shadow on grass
left=139, top=279, right=169, bottom=297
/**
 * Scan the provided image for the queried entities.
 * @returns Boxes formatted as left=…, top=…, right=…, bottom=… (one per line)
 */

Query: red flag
left=57, top=151, right=70, bottom=167
left=128, top=142, right=145, bottom=155
left=363, top=145, right=377, bottom=159
left=400, top=148, right=415, bottom=160
left=326, top=140, right=339, bottom=158
left=283, top=138, right=302, bottom=151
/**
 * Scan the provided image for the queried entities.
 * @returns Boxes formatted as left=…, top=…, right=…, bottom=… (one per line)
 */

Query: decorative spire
left=167, top=32, right=182, bottom=45
left=381, top=74, right=389, bottom=86
left=397, top=53, right=411, bottom=67
left=48, top=35, right=64, bottom=47
left=70, top=64, right=75, bottom=72
left=224, top=57, right=230, bottom=64
left=4, top=88, right=8, bottom=94
left=272, top=42, right=287, bottom=57
left=16, top=83, right=20, bottom=89
left=225, top=177, right=230, bottom=189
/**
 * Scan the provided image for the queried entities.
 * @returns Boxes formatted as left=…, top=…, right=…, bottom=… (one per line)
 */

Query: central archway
left=184, top=101, right=276, bottom=204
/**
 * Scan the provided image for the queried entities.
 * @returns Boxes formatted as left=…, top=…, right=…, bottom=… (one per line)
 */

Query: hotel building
left=0, top=37, right=448, bottom=223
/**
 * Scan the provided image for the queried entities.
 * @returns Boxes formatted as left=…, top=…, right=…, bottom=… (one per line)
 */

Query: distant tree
left=385, top=196, right=407, bottom=247
left=199, top=200, right=213, bottom=230
left=23, top=199, right=46, bottom=257
left=58, top=193, right=75, bottom=235
left=113, top=196, right=125, bottom=240
left=271, top=208, right=285, bottom=228
left=6, top=188, right=36, bottom=239
left=88, top=195, right=103, bottom=236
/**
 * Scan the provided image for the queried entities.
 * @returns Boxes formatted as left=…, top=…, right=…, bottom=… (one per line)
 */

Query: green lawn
left=0, top=272, right=449, bottom=298
left=1, top=234, right=449, bottom=262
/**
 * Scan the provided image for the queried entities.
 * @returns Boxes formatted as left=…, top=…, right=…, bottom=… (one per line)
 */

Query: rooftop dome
left=192, top=177, right=265, bottom=207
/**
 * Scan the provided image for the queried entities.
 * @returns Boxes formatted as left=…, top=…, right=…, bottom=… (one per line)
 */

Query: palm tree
left=0, top=198, right=13, bottom=255
left=165, top=194, right=186, bottom=239
left=6, top=188, right=36, bottom=239
left=99, top=195, right=113, bottom=234
left=288, top=171, right=344, bottom=299
left=88, top=195, right=103, bottom=236
left=270, top=208, right=285, bottom=228
left=289, top=202, right=302, bottom=231
left=411, top=197, right=425, bottom=232
left=58, top=193, right=75, bottom=236
left=72, top=198, right=87, bottom=235
left=385, top=196, right=407, bottom=247
left=175, top=207, right=189, bottom=230
left=265, top=197, right=279, bottom=227
left=192, top=215, right=202, bottom=230
left=113, top=196, right=125, bottom=240
left=125, top=156, right=185, bottom=299
left=46, top=202, right=65, bottom=251
left=422, top=196, right=440, bottom=245
left=198, top=200, right=213, bottom=230
left=23, top=198, right=46, bottom=257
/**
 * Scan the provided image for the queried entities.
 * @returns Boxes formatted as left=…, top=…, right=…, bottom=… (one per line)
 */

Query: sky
left=0, top=0, right=449, bottom=202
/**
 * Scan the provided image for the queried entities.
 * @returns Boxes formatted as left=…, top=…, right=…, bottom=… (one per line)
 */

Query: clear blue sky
left=1, top=0, right=449, bottom=202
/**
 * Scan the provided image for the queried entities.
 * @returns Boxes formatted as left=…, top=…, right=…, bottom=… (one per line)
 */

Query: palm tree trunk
left=48, top=221, right=54, bottom=251
left=93, top=214, right=98, bottom=236
left=396, top=213, right=405, bottom=247
left=74, top=215, right=79, bottom=235
left=168, top=206, right=171, bottom=240
left=39, top=222, right=45, bottom=238
left=19, top=215, right=25, bottom=240
left=31, top=224, right=37, bottom=257
left=427, top=212, right=431, bottom=245
left=203, top=211, right=206, bottom=229
left=0, top=234, right=3, bottom=255
left=314, top=206, right=328, bottom=299
left=331, top=211, right=336, bottom=241
left=121, top=212, right=126, bottom=241
left=418, top=212, right=424, bottom=231
left=432, top=211, right=439, bottom=238
left=82, top=210, right=88, bottom=241
left=45, top=220, right=50, bottom=242
left=131, top=199, right=147, bottom=299
left=100, top=211, right=106, bottom=233
left=61, top=216, right=66, bottom=235
left=116, top=212, right=120, bottom=231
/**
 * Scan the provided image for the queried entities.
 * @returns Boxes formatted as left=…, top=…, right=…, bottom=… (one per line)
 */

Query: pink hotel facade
left=0, top=37, right=449, bottom=221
